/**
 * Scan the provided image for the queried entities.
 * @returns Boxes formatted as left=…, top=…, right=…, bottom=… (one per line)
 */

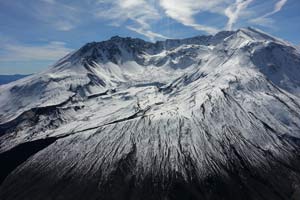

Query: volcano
left=1, top=27, right=300, bottom=200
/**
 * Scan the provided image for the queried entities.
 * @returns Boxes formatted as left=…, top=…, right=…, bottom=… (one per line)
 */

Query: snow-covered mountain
left=1, top=27, right=300, bottom=200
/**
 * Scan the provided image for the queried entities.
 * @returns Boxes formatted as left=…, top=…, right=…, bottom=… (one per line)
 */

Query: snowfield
left=1, top=27, right=300, bottom=200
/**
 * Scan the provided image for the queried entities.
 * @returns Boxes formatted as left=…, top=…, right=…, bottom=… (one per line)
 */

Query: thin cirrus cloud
left=0, top=41, right=73, bottom=62
left=158, top=0, right=223, bottom=34
left=263, top=0, right=288, bottom=18
left=25, top=0, right=288, bottom=40
left=225, top=0, right=254, bottom=30
left=94, top=0, right=168, bottom=41
left=250, top=0, right=288, bottom=27
left=95, top=0, right=259, bottom=37
left=105, top=0, right=288, bottom=39
left=95, top=0, right=244, bottom=37
left=34, top=0, right=80, bottom=31
left=127, top=26, right=169, bottom=41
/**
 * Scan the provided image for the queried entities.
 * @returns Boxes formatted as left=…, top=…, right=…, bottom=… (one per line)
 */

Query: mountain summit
left=1, top=28, right=300, bottom=200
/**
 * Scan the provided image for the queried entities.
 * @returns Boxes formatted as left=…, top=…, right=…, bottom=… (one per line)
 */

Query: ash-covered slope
left=1, top=27, right=300, bottom=200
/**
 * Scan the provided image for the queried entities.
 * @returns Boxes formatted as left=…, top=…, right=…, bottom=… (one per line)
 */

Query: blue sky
left=0, top=0, right=299, bottom=74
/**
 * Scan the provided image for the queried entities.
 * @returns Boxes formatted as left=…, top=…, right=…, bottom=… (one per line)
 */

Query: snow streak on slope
left=1, top=28, right=300, bottom=200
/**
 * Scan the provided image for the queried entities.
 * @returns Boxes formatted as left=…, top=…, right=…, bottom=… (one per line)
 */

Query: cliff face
left=1, top=28, right=300, bottom=200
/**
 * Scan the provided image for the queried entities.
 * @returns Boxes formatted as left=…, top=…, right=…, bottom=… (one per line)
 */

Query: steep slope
left=1, top=28, right=300, bottom=200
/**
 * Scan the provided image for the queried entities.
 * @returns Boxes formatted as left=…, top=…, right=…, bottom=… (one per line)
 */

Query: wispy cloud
left=159, top=0, right=223, bottom=34
left=33, top=0, right=80, bottom=31
left=26, top=0, right=289, bottom=40
left=95, top=0, right=167, bottom=41
left=250, top=0, right=288, bottom=27
left=0, top=0, right=290, bottom=42
left=0, top=41, right=73, bottom=62
left=264, top=0, right=288, bottom=18
left=127, top=26, right=168, bottom=40
left=249, top=17, right=274, bottom=28
left=225, top=0, right=254, bottom=30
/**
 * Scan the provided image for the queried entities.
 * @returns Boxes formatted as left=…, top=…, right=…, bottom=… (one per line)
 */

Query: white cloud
left=93, top=0, right=287, bottom=38
left=3, top=0, right=290, bottom=43
left=159, top=0, right=224, bottom=34
left=33, top=0, right=80, bottom=31
left=127, top=26, right=168, bottom=41
left=266, top=0, right=288, bottom=17
left=225, top=0, right=254, bottom=30
left=40, top=0, right=56, bottom=4
left=33, top=0, right=287, bottom=40
left=249, top=17, right=274, bottom=28
left=54, top=21, right=76, bottom=32
left=0, top=41, right=73, bottom=62
left=95, top=0, right=167, bottom=41
left=250, top=0, right=288, bottom=27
